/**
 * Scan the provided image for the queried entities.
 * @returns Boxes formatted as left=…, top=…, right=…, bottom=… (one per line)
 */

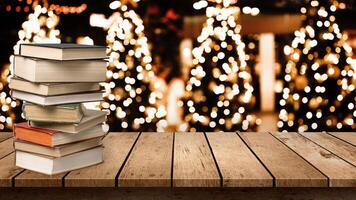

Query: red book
left=14, top=122, right=106, bottom=147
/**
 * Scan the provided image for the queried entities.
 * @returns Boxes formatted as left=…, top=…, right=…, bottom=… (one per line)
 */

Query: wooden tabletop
left=0, top=132, right=355, bottom=188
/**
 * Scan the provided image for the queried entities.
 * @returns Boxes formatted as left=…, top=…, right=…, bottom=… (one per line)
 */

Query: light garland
left=278, top=0, right=355, bottom=132
left=182, top=0, right=259, bottom=131
left=0, top=2, right=61, bottom=131
left=100, top=0, right=167, bottom=131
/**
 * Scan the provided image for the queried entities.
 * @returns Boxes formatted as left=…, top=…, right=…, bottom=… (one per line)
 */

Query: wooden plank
left=0, top=153, right=24, bottom=187
left=238, top=132, right=327, bottom=187
left=206, top=132, right=273, bottom=187
left=173, top=132, right=220, bottom=187
left=0, top=137, right=14, bottom=159
left=65, top=132, right=139, bottom=187
left=328, top=132, right=356, bottom=145
left=0, top=132, right=12, bottom=142
left=118, top=132, right=173, bottom=187
left=300, top=132, right=356, bottom=166
left=273, top=132, right=356, bottom=187
left=15, top=170, right=66, bottom=187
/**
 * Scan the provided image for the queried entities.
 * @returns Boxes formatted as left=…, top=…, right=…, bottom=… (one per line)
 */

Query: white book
left=13, top=55, right=106, bottom=83
left=16, top=147, right=103, bottom=175
left=9, top=77, right=101, bottom=96
left=11, top=90, right=103, bottom=106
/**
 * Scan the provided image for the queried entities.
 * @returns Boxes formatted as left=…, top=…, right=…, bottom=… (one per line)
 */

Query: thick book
left=14, top=123, right=106, bottom=147
left=9, top=77, right=100, bottom=96
left=13, top=55, right=106, bottom=82
left=14, top=137, right=103, bottom=158
left=16, top=147, right=103, bottom=175
left=23, top=103, right=84, bottom=123
left=30, top=109, right=107, bottom=133
left=19, top=43, right=106, bottom=61
left=11, top=90, right=103, bottom=106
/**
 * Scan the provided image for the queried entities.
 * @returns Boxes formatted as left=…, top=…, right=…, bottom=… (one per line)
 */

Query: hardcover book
left=29, top=109, right=107, bottom=133
left=11, top=90, right=104, bottom=106
left=13, top=55, right=106, bottom=82
left=9, top=77, right=100, bottom=96
left=16, top=147, right=103, bottom=175
left=19, top=43, right=106, bottom=60
left=14, top=123, right=106, bottom=147
left=14, top=137, right=103, bottom=158
left=23, top=103, right=84, bottom=123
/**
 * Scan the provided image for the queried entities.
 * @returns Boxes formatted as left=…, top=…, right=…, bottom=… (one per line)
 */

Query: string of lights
left=100, top=0, right=167, bottom=132
left=278, top=0, right=355, bottom=132
left=2, top=0, right=87, bottom=14
left=181, top=0, right=259, bottom=132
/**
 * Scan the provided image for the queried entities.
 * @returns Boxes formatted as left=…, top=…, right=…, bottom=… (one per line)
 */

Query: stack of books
left=10, top=43, right=107, bottom=175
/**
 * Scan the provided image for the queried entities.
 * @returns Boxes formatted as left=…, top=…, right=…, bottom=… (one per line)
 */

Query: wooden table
left=0, top=132, right=355, bottom=200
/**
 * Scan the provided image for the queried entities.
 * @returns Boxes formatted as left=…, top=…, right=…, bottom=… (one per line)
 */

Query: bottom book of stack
left=14, top=119, right=106, bottom=175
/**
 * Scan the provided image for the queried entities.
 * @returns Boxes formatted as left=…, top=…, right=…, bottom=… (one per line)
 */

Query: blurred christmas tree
left=143, top=3, right=183, bottom=83
left=0, top=1, right=60, bottom=131
left=278, top=0, right=355, bottom=132
left=181, top=0, right=259, bottom=131
left=100, top=0, right=167, bottom=131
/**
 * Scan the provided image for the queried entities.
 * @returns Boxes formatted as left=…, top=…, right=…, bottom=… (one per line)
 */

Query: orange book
left=14, top=123, right=106, bottom=147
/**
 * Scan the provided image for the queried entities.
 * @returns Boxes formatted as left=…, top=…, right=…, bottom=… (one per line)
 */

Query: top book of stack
left=19, top=43, right=107, bottom=61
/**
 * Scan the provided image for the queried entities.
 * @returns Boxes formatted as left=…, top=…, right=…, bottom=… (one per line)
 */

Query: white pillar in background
left=259, top=33, right=275, bottom=112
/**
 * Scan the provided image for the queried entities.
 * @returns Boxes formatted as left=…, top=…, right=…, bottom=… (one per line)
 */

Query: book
left=13, top=55, right=106, bottom=82
left=19, top=43, right=106, bottom=61
left=9, top=77, right=100, bottom=96
left=30, top=109, right=107, bottom=133
left=16, top=147, right=103, bottom=175
left=11, top=90, right=103, bottom=106
left=14, top=137, right=103, bottom=158
left=23, top=103, right=84, bottom=123
left=14, top=123, right=106, bottom=147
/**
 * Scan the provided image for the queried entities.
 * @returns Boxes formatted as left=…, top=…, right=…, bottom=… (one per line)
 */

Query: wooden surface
left=0, top=132, right=12, bottom=143
left=272, top=132, right=356, bottom=187
left=206, top=132, right=272, bottom=187
left=0, top=138, right=14, bottom=159
left=237, top=132, right=327, bottom=187
left=0, top=132, right=355, bottom=188
left=300, top=132, right=356, bottom=166
left=173, top=132, right=220, bottom=187
left=65, top=132, right=139, bottom=187
left=118, top=132, right=173, bottom=187
left=328, top=132, right=356, bottom=146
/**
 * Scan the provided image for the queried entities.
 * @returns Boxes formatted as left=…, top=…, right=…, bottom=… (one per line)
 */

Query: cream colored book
left=19, top=43, right=106, bottom=61
left=14, top=137, right=103, bottom=158
left=11, top=90, right=104, bottom=106
left=23, top=103, right=84, bottom=123
left=30, top=109, right=107, bottom=134
left=13, top=55, right=106, bottom=82
left=9, top=77, right=100, bottom=96
left=16, top=147, right=103, bottom=175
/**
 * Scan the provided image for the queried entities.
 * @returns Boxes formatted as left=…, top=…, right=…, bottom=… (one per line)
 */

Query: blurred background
left=0, top=0, right=355, bottom=132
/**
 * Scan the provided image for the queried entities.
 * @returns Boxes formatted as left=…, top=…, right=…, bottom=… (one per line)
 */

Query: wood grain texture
left=238, top=132, right=327, bottom=187
left=118, top=132, right=173, bottom=187
left=65, top=132, right=139, bottom=187
left=15, top=170, right=66, bottom=187
left=173, top=132, right=220, bottom=187
left=328, top=132, right=356, bottom=146
left=300, top=132, right=356, bottom=166
left=0, top=153, right=24, bottom=187
left=0, top=132, right=12, bottom=143
left=0, top=138, right=14, bottom=159
left=273, top=132, right=356, bottom=187
left=206, top=132, right=273, bottom=187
